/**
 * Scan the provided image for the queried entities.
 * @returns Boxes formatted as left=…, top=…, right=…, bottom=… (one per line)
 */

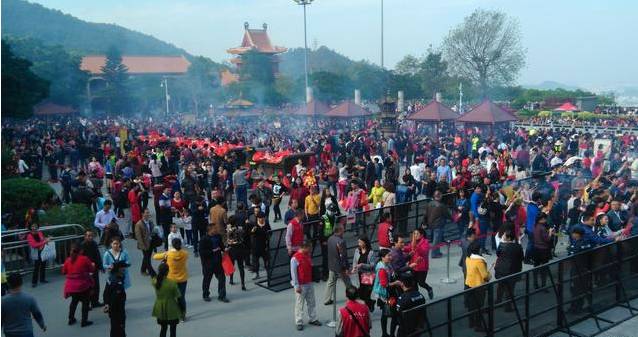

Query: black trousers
left=104, top=282, right=127, bottom=337
left=158, top=320, right=177, bottom=337
left=414, top=271, right=433, bottom=293
left=202, top=264, right=226, bottom=299
left=91, top=272, right=101, bottom=305
left=467, top=287, right=486, bottom=329
left=32, top=257, right=46, bottom=285
left=69, top=291, right=90, bottom=323
left=252, top=247, right=269, bottom=274
left=229, top=245, right=246, bottom=286
left=141, top=249, right=156, bottom=276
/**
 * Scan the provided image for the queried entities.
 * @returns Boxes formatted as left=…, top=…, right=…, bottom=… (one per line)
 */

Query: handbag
left=40, top=241, right=56, bottom=261
left=222, top=253, right=235, bottom=276
left=360, top=272, right=375, bottom=285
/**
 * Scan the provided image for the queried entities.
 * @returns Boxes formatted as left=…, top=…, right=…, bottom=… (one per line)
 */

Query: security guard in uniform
left=395, top=272, right=427, bottom=337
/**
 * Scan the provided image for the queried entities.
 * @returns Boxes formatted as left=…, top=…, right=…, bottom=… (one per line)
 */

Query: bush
left=516, top=109, right=538, bottom=118
left=1, top=178, right=56, bottom=227
left=537, top=110, right=552, bottom=118
left=40, top=203, right=95, bottom=231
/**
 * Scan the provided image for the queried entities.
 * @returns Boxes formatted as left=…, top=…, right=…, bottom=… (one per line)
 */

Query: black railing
left=402, top=235, right=638, bottom=337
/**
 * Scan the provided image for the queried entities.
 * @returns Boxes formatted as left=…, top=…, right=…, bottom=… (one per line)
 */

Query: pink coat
left=62, top=255, right=95, bottom=298
left=404, top=237, right=430, bottom=272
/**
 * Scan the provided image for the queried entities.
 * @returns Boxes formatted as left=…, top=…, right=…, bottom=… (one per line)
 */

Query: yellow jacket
left=153, top=249, right=189, bottom=283
left=369, top=186, right=386, bottom=206
left=465, top=255, right=491, bottom=288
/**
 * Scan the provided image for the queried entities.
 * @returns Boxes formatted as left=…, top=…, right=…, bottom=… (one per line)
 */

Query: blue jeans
left=430, top=226, right=445, bottom=257
left=478, top=220, right=490, bottom=251
left=177, top=281, right=187, bottom=315
left=235, top=185, right=247, bottom=208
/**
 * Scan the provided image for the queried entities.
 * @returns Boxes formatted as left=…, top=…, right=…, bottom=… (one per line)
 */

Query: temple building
left=227, top=22, right=287, bottom=80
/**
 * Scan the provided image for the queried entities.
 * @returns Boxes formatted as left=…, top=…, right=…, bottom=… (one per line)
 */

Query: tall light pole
left=161, top=77, right=170, bottom=116
left=294, top=0, right=314, bottom=103
left=381, top=0, right=384, bottom=69
left=459, top=82, right=463, bottom=114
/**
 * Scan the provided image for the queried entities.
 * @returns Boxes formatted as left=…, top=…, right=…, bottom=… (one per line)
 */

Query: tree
left=100, top=46, right=130, bottom=115
left=443, top=9, right=526, bottom=97
left=1, top=40, right=49, bottom=118
left=6, top=37, right=89, bottom=107
left=395, top=55, right=421, bottom=76
left=174, top=56, right=221, bottom=114
left=420, top=49, right=450, bottom=98
left=308, top=71, right=353, bottom=103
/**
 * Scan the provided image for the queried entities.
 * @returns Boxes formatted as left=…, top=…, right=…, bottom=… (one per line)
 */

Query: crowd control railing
left=1, top=224, right=86, bottom=274
left=402, top=235, right=638, bottom=337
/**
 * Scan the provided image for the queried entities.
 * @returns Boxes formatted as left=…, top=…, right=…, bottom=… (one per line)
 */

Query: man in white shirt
left=94, top=200, right=116, bottom=237
left=410, top=159, right=424, bottom=196
left=17, top=156, right=29, bottom=177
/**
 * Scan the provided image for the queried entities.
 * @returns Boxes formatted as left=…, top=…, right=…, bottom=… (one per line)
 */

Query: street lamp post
left=161, top=77, right=170, bottom=116
left=381, top=0, right=384, bottom=69
left=293, top=0, right=314, bottom=104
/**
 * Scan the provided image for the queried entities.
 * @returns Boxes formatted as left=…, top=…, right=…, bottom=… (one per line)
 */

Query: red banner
left=252, top=149, right=293, bottom=164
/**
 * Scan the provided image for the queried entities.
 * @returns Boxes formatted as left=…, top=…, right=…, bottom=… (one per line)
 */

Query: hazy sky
left=31, top=0, right=638, bottom=90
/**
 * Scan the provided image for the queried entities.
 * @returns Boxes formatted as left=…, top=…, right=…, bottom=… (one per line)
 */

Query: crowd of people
left=3, top=112, right=638, bottom=337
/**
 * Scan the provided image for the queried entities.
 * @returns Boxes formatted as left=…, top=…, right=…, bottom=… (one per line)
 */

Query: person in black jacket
left=494, top=226, right=524, bottom=312
left=396, top=273, right=426, bottom=337
left=190, top=196, right=209, bottom=258
left=199, top=224, right=229, bottom=303
left=251, top=212, right=271, bottom=279
left=81, top=230, right=104, bottom=308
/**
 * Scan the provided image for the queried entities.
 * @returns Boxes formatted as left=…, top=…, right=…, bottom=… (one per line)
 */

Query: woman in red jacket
left=62, top=244, right=96, bottom=327
left=26, top=223, right=49, bottom=287
left=404, top=228, right=434, bottom=300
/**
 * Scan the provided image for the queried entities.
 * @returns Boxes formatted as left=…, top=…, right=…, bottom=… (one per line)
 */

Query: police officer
left=395, top=272, right=426, bottom=337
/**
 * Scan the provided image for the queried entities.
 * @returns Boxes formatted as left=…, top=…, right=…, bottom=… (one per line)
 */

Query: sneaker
left=242, top=285, right=247, bottom=291
left=324, top=300, right=334, bottom=306
left=296, top=324, right=304, bottom=331
left=308, top=320, right=322, bottom=326
left=81, top=321, right=94, bottom=327
left=219, top=297, right=230, bottom=303
left=203, top=296, right=212, bottom=302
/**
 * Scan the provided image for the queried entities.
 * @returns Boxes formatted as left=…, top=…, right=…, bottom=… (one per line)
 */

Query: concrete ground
left=23, top=177, right=572, bottom=337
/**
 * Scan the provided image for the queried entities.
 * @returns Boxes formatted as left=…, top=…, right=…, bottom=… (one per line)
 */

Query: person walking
left=199, top=224, right=229, bottom=303
left=154, top=239, right=189, bottom=320
left=290, top=242, right=322, bottom=331
left=94, top=199, right=116, bottom=238
left=494, top=227, right=524, bottom=311
left=233, top=166, right=249, bottom=208
left=158, top=188, right=173, bottom=251
left=251, top=212, right=270, bottom=279
left=465, top=241, right=491, bottom=332
left=404, top=228, right=434, bottom=299
left=1, top=273, right=47, bottom=337
left=209, top=197, right=228, bottom=242
left=26, top=223, right=49, bottom=288
left=135, top=209, right=157, bottom=277
left=103, top=237, right=130, bottom=337
left=336, top=285, right=371, bottom=337
left=377, top=212, right=394, bottom=252
left=152, top=263, right=182, bottom=337
left=80, top=230, right=104, bottom=308
left=324, top=225, right=352, bottom=306
left=226, top=215, right=247, bottom=291
left=533, top=213, right=555, bottom=290
left=62, top=244, right=95, bottom=327
left=351, top=236, right=378, bottom=311
left=422, top=190, right=450, bottom=258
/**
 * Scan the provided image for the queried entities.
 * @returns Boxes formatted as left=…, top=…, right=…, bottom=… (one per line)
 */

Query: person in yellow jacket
left=154, top=239, right=188, bottom=321
left=368, top=180, right=386, bottom=207
left=464, top=241, right=491, bottom=333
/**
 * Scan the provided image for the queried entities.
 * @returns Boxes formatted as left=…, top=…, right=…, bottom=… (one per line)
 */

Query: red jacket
left=338, top=300, right=371, bottom=337
left=26, top=231, right=46, bottom=250
left=290, top=218, right=304, bottom=248
left=377, top=222, right=393, bottom=249
left=404, top=238, right=430, bottom=272
left=293, top=251, right=312, bottom=285
left=62, top=255, right=95, bottom=298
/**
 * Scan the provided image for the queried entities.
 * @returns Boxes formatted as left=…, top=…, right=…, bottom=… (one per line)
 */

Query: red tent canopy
left=456, top=100, right=518, bottom=124
left=325, top=101, right=371, bottom=118
left=554, top=102, right=578, bottom=112
left=291, top=100, right=331, bottom=116
left=406, top=100, right=459, bottom=122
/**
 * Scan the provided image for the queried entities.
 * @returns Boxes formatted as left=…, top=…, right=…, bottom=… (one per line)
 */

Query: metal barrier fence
left=256, top=195, right=462, bottom=292
left=402, top=235, right=638, bottom=337
left=2, top=224, right=86, bottom=274
left=514, top=122, right=638, bottom=136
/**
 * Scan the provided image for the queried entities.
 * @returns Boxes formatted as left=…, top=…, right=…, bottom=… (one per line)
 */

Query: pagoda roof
left=292, top=100, right=331, bottom=116
left=81, top=55, right=190, bottom=75
left=220, top=69, right=239, bottom=86
left=325, top=101, right=372, bottom=118
left=406, top=100, right=459, bottom=122
left=457, top=99, right=518, bottom=124
left=227, top=23, right=287, bottom=55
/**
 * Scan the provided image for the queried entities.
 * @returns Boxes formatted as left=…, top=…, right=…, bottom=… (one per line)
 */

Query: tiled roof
left=80, top=55, right=191, bottom=75
left=227, top=25, right=287, bottom=55
left=457, top=99, right=518, bottom=124
left=220, top=69, right=239, bottom=86
left=325, top=101, right=372, bottom=118
left=292, top=100, right=331, bottom=116
left=406, top=100, right=459, bottom=122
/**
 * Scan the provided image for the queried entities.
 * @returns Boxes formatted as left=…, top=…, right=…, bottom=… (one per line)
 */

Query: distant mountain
left=523, top=81, right=582, bottom=91
left=1, top=0, right=189, bottom=56
left=279, top=46, right=382, bottom=80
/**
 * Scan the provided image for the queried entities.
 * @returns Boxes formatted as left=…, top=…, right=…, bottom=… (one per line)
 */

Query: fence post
left=441, top=241, right=456, bottom=284
left=557, top=260, right=564, bottom=328
left=525, top=272, right=530, bottom=336
left=488, top=282, right=495, bottom=337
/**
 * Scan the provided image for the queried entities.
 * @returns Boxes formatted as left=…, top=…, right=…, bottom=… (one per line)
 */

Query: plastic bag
left=40, top=241, right=56, bottom=261
left=222, top=253, right=235, bottom=276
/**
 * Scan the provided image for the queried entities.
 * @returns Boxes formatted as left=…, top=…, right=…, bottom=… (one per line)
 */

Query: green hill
left=1, top=0, right=189, bottom=56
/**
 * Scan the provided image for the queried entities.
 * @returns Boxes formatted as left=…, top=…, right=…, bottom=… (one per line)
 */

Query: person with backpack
left=336, top=285, right=371, bottom=337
